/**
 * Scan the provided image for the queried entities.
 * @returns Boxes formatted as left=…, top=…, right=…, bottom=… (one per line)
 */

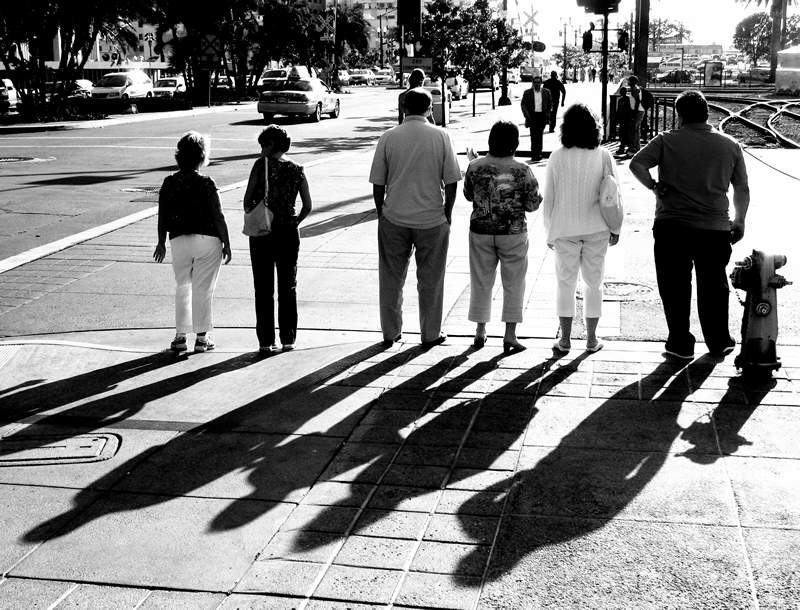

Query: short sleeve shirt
left=631, top=123, right=748, bottom=231
left=463, top=156, right=541, bottom=235
left=369, top=116, right=462, bottom=229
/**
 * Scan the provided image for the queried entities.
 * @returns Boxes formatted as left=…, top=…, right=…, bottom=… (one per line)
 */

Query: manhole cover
left=602, top=281, right=655, bottom=301
left=0, top=433, right=120, bottom=466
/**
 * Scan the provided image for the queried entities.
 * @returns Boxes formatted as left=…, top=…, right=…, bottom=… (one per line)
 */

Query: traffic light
left=576, top=0, right=621, bottom=14
left=397, top=0, right=422, bottom=37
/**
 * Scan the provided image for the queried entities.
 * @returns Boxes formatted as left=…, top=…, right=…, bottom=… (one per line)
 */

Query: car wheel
left=122, top=93, right=129, bottom=101
left=146, top=92, right=152, bottom=98
left=310, top=103, right=322, bottom=122
left=329, top=100, right=340, bottom=119
left=262, top=112, right=274, bottom=121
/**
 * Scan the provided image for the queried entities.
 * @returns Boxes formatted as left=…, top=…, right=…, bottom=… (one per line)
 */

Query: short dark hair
left=488, top=120, right=519, bottom=157
left=627, top=75, right=639, bottom=86
left=258, top=124, right=291, bottom=153
left=560, top=103, right=601, bottom=149
left=533, top=75, right=542, bottom=83
left=675, top=89, right=709, bottom=124
left=550, top=71, right=558, bottom=79
left=408, top=69, right=426, bottom=88
left=403, top=88, right=432, bottom=115
left=175, top=131, right=208, bottom=170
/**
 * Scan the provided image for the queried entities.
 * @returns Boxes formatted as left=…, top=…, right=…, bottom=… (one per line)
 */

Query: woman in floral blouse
left=463, top=120, right=542, bottom=354
left=243, top=125, right=312, bottom=353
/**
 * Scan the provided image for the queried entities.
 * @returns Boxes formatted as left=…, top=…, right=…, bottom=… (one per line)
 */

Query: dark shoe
left=709, top=340, right=736, bottom=358
left=259, top=344, right=279, bottom=355
left=503, top=341, right=527, bottom=355
left=381, top=334, right=401, bottom=348
left=282, top=344, right=295, bottom=352
left=421, top=333, right=447, bottom=348
left=170, top=335, right=187, bottom=353
left=473, top=335, right=487, bottom=349
left=663, top=348, right=694, bottom=361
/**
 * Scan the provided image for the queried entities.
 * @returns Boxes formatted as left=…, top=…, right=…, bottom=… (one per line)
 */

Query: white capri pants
left=553, top=231, right=609, bottom=318
left=468, top=231, right=528, bottom=324
left=170, top=234, right=223, bottom=334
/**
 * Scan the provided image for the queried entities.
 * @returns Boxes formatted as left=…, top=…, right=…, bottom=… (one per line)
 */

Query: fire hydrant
left=729, top=250, right=791, bottom=376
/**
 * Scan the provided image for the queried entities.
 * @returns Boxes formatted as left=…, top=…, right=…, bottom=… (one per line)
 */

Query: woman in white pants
left=153, top=132, right=231, bottom=353
left=463, top=120, right=541, bottom=354
left=543, top=104, right=620, bottom=354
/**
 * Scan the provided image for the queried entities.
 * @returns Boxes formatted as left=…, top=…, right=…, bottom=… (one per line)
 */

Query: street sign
left=532, top=41, right=546, bottom=52
left=403, top=57, right=433, bottom=73
left=198, top=34, right=222, bottom=63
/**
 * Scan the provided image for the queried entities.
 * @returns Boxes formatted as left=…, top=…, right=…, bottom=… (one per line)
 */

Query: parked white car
left=0, top=78, right=21, bottom=113
left=91, top=71, right=153, bottom=100
left=152, top=75, right=186, bottom=98
left=373, top=68, right=395, bottom=86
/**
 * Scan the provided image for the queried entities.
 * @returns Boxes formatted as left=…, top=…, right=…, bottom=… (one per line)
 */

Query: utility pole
left=601, top=10, right=609, bottom=139
left=563, top=23, right=568, bottom=83
left=379, top=13, right=384, bottom=66
left=633, top=0, right=649, bottom=83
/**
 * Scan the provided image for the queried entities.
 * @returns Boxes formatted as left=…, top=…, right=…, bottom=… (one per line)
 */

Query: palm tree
left=738, top=0, right=795, bottom=80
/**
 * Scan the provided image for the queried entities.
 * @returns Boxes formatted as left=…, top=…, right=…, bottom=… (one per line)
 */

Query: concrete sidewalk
left=1, top=101, right=799, bottom=608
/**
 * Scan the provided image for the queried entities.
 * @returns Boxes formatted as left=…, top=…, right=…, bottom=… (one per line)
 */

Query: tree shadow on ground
left=20, top=342, right=433, bottom=542
left=454, top=355, right=721, bottom=583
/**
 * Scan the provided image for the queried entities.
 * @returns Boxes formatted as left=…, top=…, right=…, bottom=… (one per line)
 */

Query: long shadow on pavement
left=455, top=356, right=720, bottom=583
left=19, top=342, right=423, bottom=542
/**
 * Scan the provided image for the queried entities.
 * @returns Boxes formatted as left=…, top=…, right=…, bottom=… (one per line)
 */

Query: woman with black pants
left=244, top=125, right=312, bottom=353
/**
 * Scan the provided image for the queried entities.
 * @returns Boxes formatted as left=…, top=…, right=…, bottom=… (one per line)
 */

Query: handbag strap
left=264, top=157, right=269, bottom=205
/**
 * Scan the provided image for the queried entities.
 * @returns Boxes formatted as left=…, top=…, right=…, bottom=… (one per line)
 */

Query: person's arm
left=297, top=174, right=313, bottom=225
left=208, top=181, right=231, bottom=264
left=243, top=159, right=260, bottom=210
left=520, top=91, right=531, bottom=124
left=560, top=82, right=566, bottom=105
left=730, top=184, right=749, bottom=243
left=153, top=178, right=169, bottom=263
left=444, top=182, right=457, bottom=224
left=542, top=158, right=556, bottom=247
left=629, top=135, right=663, bottom=193
left=373, top=184, right=386, bottom=218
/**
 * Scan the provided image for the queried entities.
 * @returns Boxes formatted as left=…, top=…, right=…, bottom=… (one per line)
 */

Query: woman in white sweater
left=543, top=103, right=620, bottom=353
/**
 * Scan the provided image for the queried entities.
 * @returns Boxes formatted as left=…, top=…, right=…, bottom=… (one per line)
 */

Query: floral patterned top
left=243, top=156, right=306, bottom=226
left=463, top=155, right=542, bottom=235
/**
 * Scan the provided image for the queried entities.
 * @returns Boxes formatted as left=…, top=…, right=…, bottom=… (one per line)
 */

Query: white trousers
left=469, top=232, right=528, bottom=324
left=170, top=234, right=223, bottom=334
left=553, top=231, right=609, bottom=318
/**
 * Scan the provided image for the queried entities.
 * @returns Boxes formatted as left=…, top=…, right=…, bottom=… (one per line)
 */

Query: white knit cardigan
left=542, top=146, right=617, bottom=242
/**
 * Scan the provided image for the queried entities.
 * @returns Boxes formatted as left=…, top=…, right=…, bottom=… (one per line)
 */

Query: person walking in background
left=614, top=86, right=632, bottom=157
left=463, top=120, right=542, bottom=354
left=625, top=75, right=647, bottom=155
left=153, top=131, right=231, bottom=353
left=542, top=71, right=566, bottom=133
left=520, top=75, right=551, bottom=162
left=244, top=125, right=313, bottom=354
left=370, top=88, right=462, bottom=347
left=543, top=104, right=620, bottom=354
left=398, top=68, right=433, bottom=125
left=629, top=89, right=749, bottom=360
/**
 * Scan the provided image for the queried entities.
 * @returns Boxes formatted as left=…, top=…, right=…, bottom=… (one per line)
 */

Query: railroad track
left=712, top=98, right=800, bottom=149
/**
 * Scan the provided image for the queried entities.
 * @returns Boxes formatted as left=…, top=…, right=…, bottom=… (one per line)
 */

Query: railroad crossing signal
left=143, top=32, right=155, bottom=43
left=521, top=9, right=538, bottom=35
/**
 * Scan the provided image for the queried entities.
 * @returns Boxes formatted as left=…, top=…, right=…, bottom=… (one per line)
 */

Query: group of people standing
left=153, top=81, right=749, bottom=363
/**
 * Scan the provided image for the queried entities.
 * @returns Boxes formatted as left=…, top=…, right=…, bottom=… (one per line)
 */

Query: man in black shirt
left=542, top=71, right=566, bottom=133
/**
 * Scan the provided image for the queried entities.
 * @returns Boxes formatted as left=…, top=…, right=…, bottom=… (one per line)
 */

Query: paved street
left=1, top=84, right=799, bottom=608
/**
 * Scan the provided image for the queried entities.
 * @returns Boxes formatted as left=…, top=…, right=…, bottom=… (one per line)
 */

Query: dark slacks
left=249, top=224, right=300, bottom=347
left=378, top=217, right=450, bottom=343
left=548, top=98, right=560, bottom=132
left=529, top=112, right=547, bottom=159
left=653, top=221, right=734, bottom=355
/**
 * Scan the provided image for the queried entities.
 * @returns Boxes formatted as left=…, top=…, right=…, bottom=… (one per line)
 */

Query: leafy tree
left=734, top=12, right=773, bottom=65
left=419, top=0, right=463, bottom=79
left=736, top=0, right=798, bottom=80
left=648, top=18, right=692, bottom=50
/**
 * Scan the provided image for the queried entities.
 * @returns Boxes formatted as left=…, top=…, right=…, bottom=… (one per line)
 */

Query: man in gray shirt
left=630, top=89, right=749, bottom=360
left=369, top=88, right=462, bottom=347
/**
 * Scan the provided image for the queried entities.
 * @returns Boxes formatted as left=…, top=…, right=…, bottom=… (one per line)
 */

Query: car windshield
left=156, top=79, right=176, bottom=87
left=96, top=75, right=128, bottom=87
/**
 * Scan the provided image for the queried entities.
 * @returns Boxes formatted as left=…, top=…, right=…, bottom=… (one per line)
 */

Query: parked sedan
left=349, top=69, right=376, bottom=86
left=337, top=69, right=351, bottom=86
left=257, top=76, right=340, bottom=122
left=653, top=69, right=695, bottom=84
left=152, top=76, right=186, bottom=98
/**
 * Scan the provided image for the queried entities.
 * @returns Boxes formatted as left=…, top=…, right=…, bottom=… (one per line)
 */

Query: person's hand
left=654, top=181, right=670, bottom=198
left=445, top=213, right=452, bottom=225
left=609, top=233, right=620, bottom=246
left=547, top=242, right=554, bottom=250
left=153, top=242, right=166, bottom=263
left=561, top=101, right=565, bottom=107
left=222, top=243, right=232, bottom=265
left=730, top=219, right=745, bottom=244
